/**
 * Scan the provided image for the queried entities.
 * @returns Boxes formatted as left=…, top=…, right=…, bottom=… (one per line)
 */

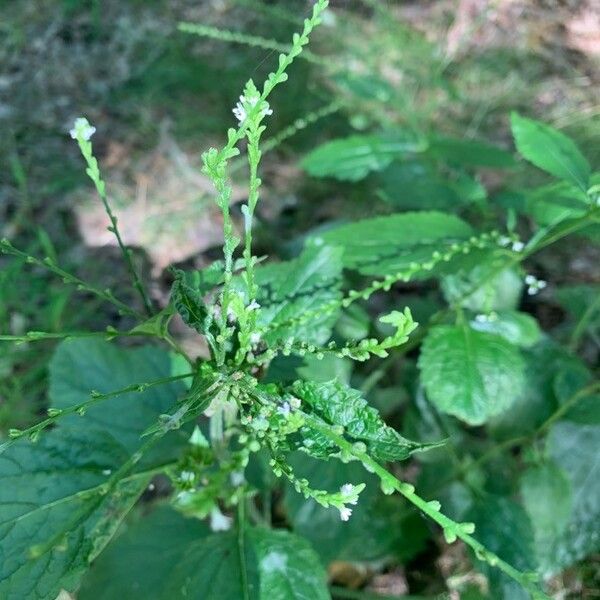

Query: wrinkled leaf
left=419, top=325, right=525, bottom=425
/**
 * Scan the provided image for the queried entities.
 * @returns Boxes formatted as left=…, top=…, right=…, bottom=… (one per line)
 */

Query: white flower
left=247, top=300, right=261, bottom=311
left=230, top=471, right=245, bottom=486
left=537, top=280, right=547, bottom=289
left=277, top=402, right=291, bottom=418
left=524, top=275, right=536, bottom=285
left=69, top=117, right=96, bottom=141
left=498, top=236, right=511, bottom=247
left=340, top=483, right=354, bottom=495
left=233, top=99, right=247, bottom=124
left=339, top=506, right=353, bottom=521
left=527, top=287, right=538, bottom=296
left=511, top=241, right=525, bottom=252
left=289, top=396, right=301, bottom=409
left=180, top=470, right=195, bottom=483
left=210, top=507, right=233, bottom=532
left=261, top=105, right=273, bottom=118
left=250, top=332, right=261, bottom=345
left=475, top=314, right=488, bottom=323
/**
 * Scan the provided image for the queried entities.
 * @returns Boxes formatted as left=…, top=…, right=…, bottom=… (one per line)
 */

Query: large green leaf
left=470, top=310, right=541, bottom=348
left=511, top=113, right=591, bottom=192
left=301, top=132, right=422, bottom=181
left=167, top=525, right=329, bottom=599
left=292, top=379, right=438, bottom=461
left=79, top=505, right=210, bottom=600
left=419, top=325, right=525, bottom=425
left=49, top=339, right=188, bottom=454
left=284, top=453, right=428, bottom=564
left=428, top=135, right=516, bottom=168
left=520, top=461, right=573, bottom=575
left=544, top=422, right=600, bottom=573
left=0, top=428, right=154, bottom=600
left=251, top=245, right=344, bottom=345
left=310, top=211, right=473, bottom=277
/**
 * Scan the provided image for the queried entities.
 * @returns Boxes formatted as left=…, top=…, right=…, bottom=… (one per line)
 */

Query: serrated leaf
left=428, top=135, right=516, bottom=168
left=520, top=461, right=573, bottom=574
left=470, top=311, right=541, bottom=348
left=170, top=268, right=214, bottom=337
left=419, top=324, right=525, bottom=425
left=292, top=379, right=438, bottom=461
left=252, top=245, right=344, bottom=345
left=49, top=339, right=189, bottom=455
left=544, top=422, right=600, bottom=574
left=511, top=113, right=590, bottom=191
left=283, top=453, right=429, bottom=563
left=0, top=428, right=154, bottom=600
left=301, top=132, right=423, bottom=181
left=310, top=211, right=473, bottom=277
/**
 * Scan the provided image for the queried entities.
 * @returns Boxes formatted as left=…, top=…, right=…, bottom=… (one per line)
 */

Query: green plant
left=2, top=2, right=600, bottom=599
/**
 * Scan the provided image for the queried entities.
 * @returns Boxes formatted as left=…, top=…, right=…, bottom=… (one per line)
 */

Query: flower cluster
left=524, top=274, right=547, bottom=296
left=232, top=90, right=273, bottom=125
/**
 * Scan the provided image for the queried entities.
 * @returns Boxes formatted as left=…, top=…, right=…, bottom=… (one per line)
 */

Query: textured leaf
left=292, top=379, right=437, bottom=461
left=252, top=245, right=344, bottom=345
left=310, top=211, right=473, bottom=277
left=0, top=428, right=153, bottom=600
left=469, top=495, right=536, bottom=600
left=470, top=311, right=541, bottom=348
left=520, top=462, right=573, bottom=575
left=170, top=268, right=213, bottom=336
left=544, top=422, right=600, bottom=573
left=511, top=113, right=590, bottom=191
left=164, top=526, right=329, bottom=600
left=429, top=135, right=516, bottom=168
left=284, top=453, right=428, bottom=563
left=302, top=132, right=423, bottom=181
left=419, top=325, right=525, bottom=425
left=49, top=339, right=188, bottom=455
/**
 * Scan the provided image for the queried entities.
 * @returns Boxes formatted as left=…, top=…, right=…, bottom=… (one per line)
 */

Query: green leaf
left=545, top=422, right=600, bottom=574
left=428, top=135, right=516, bottom=168
left=166, top=527, right=329, bottom=599
left=419, top=324, right=525, bottom=425
left=520, top=461, right=573, bottom=574
left=525, top=179, right=590, bottom=226
left=49, top=339, right=188, bottom=455
left=553, top=362, right=600, bottom=423
left=468, top=495, right=536, bottom=600
left=79, top=506, right=211, bottom=599
left=301, top=132, right=423, bottom=181
left=511, top=113, right=591, bottom=191
left=284, top=453, right=428, bottom=563
left=470, top=311, right=541, bottom=348
left=170, top=268, right=214, bottom=337
left=311, top=211, right=473, bottom=277
left=292, top=379, right=438, bottom=461
left=0, top=428, right=154, bottom=600
left=252, top=245, right=344, bottom=345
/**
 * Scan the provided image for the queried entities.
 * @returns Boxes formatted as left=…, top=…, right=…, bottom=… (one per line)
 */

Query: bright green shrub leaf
left=49, top=339, right=188, bottom=455
left=511, top=113, right=591, bottom=191
left=442, top=264, right=523, bottom=312
left=292, top=379, right=439, bottom=460
left=545, top=422, right=600, bottom=573
left=284, top=454, right=428, bottom=563
left=469, top=495, right=536, bottom=600
left=165, top=526, right=329, bottom=599
left=301, top=132, right=423, bottom=181
left=311, top=211, right=473, bottom=277
left=525, top=179, right=591, bottom=226
left=253, top=245, right=344, bottom=345
left=79, top=506, right=210, bottom=600
left=0, top=428, right=154, bottom=600
left=470, top=310, right=541, bottom=348
left=429, top=135, right=516, bottom=168
left=419, top=325, right=525, bottom=425
left=520, top=461, right=573, bottom=574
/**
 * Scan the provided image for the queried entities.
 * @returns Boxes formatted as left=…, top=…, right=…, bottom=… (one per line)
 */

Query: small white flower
left=339, top=506, right=353, bottom=521
left=102, top=469, right=112, bottom=476
left=511, top=241, right=525, bottom=252
left=340, top=483, right=354, bottom=495
left=498, top=236, right=511, bottom=247
left=527, top=287, right=538, bottom=296
left=180, top=470, right=195, bottom=483
left=277, top=402, right=291, bottom=418
left=289, top=397, right=301, bottom=409
left=210, top=507, right=233, bottom=532
left=69, top=117, right=96, bottom=141
left=475, top=314, right=488, bottom=323
left=261, top=105, right=273, bottom=118
left=233, top=100, right=247, bottom=124
left=247, top=300, right=261, bottom=311
left=250, top=332, right=261, bottom=345
left=524, top=275, right=536, bottom=285
left=537, top=280, right=547, bottom=289
left=230, top=471, right=245, bottom=487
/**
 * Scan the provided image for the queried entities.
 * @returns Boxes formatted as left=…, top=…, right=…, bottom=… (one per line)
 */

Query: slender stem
left=237, top=499, right=251, bottom=600
left=0, top=239, right=141, bottom=318
left=569, top=292, right=600, bottom=351
left=301, top=411, right=549, bottom=599
left=0, top=329, right=153, bottom=343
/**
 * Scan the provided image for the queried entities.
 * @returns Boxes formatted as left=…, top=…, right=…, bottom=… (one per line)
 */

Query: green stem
left=301, top=412, right=549, bottom=600
left=569, top=292, right=600, bottom=352
left=237, top=499, right=251, bottom=600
